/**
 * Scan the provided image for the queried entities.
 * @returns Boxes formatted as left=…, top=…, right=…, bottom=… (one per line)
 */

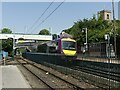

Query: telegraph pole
left=82, top=28, right=88, bottom=52
left=112, top=0, right=117, bottom=58
left=85, top=28, right=88, bottom=51
left=13, top=31, right=15, bottom=60
left=49, top=27, right=52, bottom=35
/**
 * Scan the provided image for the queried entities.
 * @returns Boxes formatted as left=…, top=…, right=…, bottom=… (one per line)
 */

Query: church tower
left=98, top=10, right=112, bottom=20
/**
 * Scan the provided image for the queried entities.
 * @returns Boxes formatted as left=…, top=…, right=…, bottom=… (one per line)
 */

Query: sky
left=1, top=1, right=119, bottom=35
left=118, top=1, right=120, bottom=20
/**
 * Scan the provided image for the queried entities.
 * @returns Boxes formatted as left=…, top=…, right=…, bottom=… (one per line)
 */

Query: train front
left=61, top=38, right=77, bottom=58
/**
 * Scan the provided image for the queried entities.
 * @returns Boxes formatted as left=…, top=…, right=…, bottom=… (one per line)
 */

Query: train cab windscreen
left=62, top=41, right=76, bottom=50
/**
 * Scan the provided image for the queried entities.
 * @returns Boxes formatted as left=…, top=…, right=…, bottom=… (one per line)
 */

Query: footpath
left=0, top=65, right=31, bottom=89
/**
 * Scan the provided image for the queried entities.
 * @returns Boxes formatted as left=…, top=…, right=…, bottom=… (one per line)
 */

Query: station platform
left=0, top=65, right=31, bottom=89
left=78, top=57, right=120, bottom=64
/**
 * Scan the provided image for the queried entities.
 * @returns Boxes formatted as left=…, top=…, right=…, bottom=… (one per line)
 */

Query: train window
left=51, top=41, right=56, bottom=46
left=62, top=41, right=76, bottom=50
left=49, top=46, right=56, bottom=53
left=56, top=42, right=58, bottom=46
left=47, top=41, right=57, bottom=47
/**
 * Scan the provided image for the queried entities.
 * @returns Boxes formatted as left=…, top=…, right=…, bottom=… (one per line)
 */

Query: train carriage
left=37, top=32, right=77, bottom=58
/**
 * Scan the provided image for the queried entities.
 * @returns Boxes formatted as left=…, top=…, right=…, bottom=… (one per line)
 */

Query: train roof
left=61, top=38, right=76, bottom=42
left=60, top=32, right=73, bottom=39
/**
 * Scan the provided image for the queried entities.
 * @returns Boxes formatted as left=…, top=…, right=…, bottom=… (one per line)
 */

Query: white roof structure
left=0, top=34, right=52, bottom=40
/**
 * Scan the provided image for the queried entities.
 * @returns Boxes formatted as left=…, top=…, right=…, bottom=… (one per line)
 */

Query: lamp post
left=112, top=0, right=117, bottom=58
left=12, top=32, right=15, bottom=60
left=82, top=28, right=88, bottom=51
left=104, top=34, right=110, bottom=89
left=105, top=34, right=110, bottom=59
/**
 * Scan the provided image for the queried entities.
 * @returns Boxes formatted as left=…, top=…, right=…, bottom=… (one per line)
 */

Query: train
left=37, top=32, right=77, bottom=58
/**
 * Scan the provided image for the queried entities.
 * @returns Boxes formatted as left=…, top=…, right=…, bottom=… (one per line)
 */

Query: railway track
left=17, top=59, right=56, bottom=89
left=30, top=58, right=120, bottom=89
left=50, top=58, right=120, bottom=88
left=71, top=65, right=120, bottom=89
left=16, top=57, right=95, bottom=89
left=14, top=55, right=120, bottom=89
left=0, top=59, right=11, bottom=65
left=73, top=65, right=120, bottom=82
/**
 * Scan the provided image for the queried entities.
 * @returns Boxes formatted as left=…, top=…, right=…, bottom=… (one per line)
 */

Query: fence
left=22, top=52, right=120, bottom=89
left=79, top=41, right=120, bottom=59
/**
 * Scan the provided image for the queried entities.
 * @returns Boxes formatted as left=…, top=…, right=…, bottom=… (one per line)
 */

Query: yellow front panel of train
left=63, top=50, right=76, bottom=56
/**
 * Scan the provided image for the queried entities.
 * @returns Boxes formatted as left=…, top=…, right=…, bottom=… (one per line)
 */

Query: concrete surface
left=0, top=65, right=2, bottom=90
left=1, top=65, right=31, bottom=88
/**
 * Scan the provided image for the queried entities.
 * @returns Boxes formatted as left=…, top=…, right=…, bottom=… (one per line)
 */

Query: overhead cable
left=28, top=0, right=55, bottom=33
left=31, top=0, right=65, bottom=34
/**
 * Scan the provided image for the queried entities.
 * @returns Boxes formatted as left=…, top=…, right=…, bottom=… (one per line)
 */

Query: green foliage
left=64, top=16, right=120, bottom=46
left=116, top=20, right=120, bottom=37
left=52, top=34, right=58, bottom=40
left=2, top=39, right=13, bottom=55
left=1, top=28, right=12, bottom=34
left=39, top=29, right=51, bottom=35
left=1, top=28, right=13, bottom=56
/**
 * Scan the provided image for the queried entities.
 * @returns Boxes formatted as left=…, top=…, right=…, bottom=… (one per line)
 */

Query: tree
left=1, top=28, right=12, bottom=34
left=1, top=28, right=13, bottom=56
left=52, top=34, right=58, bottom=40
left=64, top=15, right=120, bottom=46
left=39, top=29, right=51, bottom=35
